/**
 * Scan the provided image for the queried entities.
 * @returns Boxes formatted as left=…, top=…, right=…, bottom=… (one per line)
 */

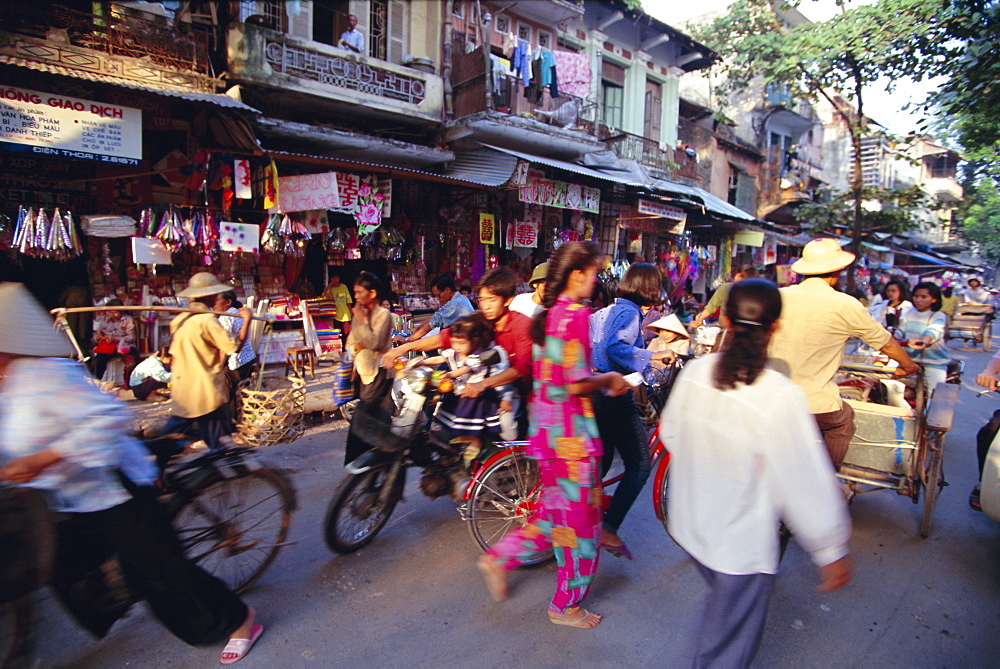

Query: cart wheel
left=919, top=433, right=945, bottom=538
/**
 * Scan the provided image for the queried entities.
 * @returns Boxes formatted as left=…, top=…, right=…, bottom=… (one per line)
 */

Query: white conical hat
left=0, top=283, right=74, bottom=357
left=646, top=313, right=690, bottom=339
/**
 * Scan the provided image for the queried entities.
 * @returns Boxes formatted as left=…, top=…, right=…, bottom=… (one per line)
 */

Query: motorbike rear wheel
left=466, top=450, right=552, bottom=566
left=324, top=464, right=400, bottom=554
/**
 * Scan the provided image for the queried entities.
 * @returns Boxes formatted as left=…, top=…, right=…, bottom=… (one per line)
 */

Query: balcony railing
left=604, top=131, right=672, bottom=173
left=2, top=4, right=212, bottom=75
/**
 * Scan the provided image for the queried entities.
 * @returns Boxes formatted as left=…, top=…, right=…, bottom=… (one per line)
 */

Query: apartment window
left=927, top=153, right=957, bottom=179
left=602, top=61, right=626, bottom=130
left=312, top=0, right=350, bottom=47
left=538, top=30, right=552, bottom=49
left=517, top=23, right=532, bottom=43
left=495, top=14, right=510, bottom=34
left=729, top=167, right=757, bottom=215
left=240, top=0, right=286, bottom=31
left=643, top=79, right=661, bottom=142
left=370, top=0, right=408, bottom=63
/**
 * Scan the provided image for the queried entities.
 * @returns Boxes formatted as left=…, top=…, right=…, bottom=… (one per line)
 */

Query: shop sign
left=637, top=198, right=686, bottom=221
left=511, top=220, right=539, bottom=248
left=271, top=171, right=340, bottom=213
left=219, top=222, right=260, bottom=253
left=519, top=172, right=600, bottom=213
left=0, top=86, right=142, bottom=166
left=479, top=213, right=496, bottom=244
left=330, top=174, right=392, bottom=216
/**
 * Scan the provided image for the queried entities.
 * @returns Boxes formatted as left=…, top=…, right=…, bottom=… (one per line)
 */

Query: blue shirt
left=0, top=358, right=156, bottom=513
left=429, top=292, right=475, bottom=330
left=589, top=298, right=655, bottom=374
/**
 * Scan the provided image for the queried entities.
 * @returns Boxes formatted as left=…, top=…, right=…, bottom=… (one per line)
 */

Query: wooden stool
left=285, top=346, right=316, bottom=379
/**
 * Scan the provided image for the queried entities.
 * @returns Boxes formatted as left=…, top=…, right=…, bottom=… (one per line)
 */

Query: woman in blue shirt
left=590, top=263, right=676, bottom=558
left=897, top=281, right=950, bottom=389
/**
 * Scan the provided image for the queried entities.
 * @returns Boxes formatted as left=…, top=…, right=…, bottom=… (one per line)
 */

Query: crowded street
left=25, top=339, right=1000, bottom=668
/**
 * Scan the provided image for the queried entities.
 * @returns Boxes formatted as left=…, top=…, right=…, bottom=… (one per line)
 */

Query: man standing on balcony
left=339, top=14, right=364, bottom=54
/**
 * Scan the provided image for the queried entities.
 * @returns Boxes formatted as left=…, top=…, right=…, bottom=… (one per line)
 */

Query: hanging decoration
left=11, top=206, right=83, bottom=260
left=154, top=208, right=187, bottom=252
left=260, top=213, right=311, bottom=256
left=354, top=176, right=384, bottom=235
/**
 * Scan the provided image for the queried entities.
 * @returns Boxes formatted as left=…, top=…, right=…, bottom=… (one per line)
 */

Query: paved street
left=30, top=343, right=1000, bottom=668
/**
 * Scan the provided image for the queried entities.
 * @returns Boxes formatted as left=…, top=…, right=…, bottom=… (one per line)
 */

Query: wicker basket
left=236, top=376, right=306, bottom=447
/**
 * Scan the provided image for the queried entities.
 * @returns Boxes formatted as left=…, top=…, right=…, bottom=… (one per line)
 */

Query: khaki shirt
left=768, top=277, right=892, bottom=414
left=347, top=305, right=392, bottom=384
left=168, top=303, right=239, bottom=418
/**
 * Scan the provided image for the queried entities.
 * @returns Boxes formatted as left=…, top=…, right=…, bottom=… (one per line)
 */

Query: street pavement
left=29, top=343, right=1000, bottom=668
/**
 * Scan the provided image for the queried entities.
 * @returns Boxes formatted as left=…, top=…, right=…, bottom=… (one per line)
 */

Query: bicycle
left=462, top=357, right=687, bottom=562
left=0, top=441, right=296, bottom=667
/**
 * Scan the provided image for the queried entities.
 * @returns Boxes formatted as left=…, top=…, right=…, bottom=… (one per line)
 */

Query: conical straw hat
left=646, top=313, right=690, bottom=339
left=0, top=283, right=74, bottom=357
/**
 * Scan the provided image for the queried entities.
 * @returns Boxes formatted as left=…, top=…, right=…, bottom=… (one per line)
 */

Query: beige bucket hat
left=0, top=283, right=74, bottom=357
left=791, top=238, right=856, bottom=275
left=646, top=313, right=690, bottom=339
left=177, top=272, right=231, bottom=298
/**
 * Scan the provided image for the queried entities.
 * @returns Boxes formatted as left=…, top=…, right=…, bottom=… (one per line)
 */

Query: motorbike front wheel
left=323, top=464, right=400, bottom=554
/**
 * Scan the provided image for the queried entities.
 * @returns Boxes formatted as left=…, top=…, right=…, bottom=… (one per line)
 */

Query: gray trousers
left=687, top=559, right=776, bottom=668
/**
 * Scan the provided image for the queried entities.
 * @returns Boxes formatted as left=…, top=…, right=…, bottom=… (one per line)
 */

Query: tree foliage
left=962, top=179, right=1000, bottom=263
left=797, top=185, right=937, bottom=235
left=934, top=0, right=1000, bottom=168
left=692, top=0, right=954, bottom=288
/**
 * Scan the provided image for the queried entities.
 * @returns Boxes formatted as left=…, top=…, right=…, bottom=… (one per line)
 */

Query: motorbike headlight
left=400, top=367, right=431, bottom=394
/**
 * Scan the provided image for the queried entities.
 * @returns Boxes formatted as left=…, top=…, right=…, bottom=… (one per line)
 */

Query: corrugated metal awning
left=0, top=56, right=260, bottom=113
left=482, top=144, right=648, bottom=187
left=267, top=150, right=507, bottom=189
left=443, top=150, right=519, bottom=187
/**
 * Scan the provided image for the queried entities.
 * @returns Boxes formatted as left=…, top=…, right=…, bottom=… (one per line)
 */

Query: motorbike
left=323, top=350, right=551, bottom=565
left=977, top=393, right=1000, bottom=522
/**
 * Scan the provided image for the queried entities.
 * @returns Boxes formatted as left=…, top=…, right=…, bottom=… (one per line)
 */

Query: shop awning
left=483, top=144, right=761, bottom=225
left=0, top=56, right=260, bottom=113
left=443, top=150, right=520, bottom=187
left=267, top=150, right=512, bottom=189
left=482, top=144, right=648, bottom=187
left=893, top=248, right=966, bottom=269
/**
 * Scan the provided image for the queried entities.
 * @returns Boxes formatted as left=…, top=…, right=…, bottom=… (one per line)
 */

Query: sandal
left=477, top=554, right=508, bottom=602
left=600, top=540, right=633, bottom=560
left=220, top=624, right=263, bottom=665
left=549, top=607, right=602, bottom=629
left=970, top=485, right=982, bottom=512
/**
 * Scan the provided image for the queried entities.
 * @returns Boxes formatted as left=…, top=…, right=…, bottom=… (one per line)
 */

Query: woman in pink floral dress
left=477, top=242, right=629, bottom=629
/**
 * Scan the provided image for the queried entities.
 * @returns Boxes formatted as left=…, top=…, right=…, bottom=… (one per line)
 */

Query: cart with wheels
left=835, top=361, right=960, bottom=538
left=946, top=303, right=994, bottom=351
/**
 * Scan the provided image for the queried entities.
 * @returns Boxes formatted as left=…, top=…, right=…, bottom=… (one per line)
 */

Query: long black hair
left=712, top=278, right=782, bottom=391
left=530, top=242, right=601, bottom=346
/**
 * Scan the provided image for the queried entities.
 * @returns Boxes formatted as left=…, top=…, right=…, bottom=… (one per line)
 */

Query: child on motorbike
left=412, top=312, right=516, bottom=442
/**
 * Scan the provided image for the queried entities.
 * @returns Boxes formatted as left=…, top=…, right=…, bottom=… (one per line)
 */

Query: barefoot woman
left=477, top=242, right=628, bottom=629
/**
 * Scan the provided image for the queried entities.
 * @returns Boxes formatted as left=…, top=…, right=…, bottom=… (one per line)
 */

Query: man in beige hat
left=509, top=262, right=547, bottom=318
left=768, top=239, right=919, bottom=470
left=163, top=272, right=248, bottom=451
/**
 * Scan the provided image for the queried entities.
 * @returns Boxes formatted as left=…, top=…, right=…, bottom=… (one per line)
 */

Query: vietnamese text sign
left=519, top=172, right=600, bottom=213
left=271, top=171, right=340, bottom=213
left=637, top=198, right=686, bottom=222
left=0, top=86, right=142, bottom=165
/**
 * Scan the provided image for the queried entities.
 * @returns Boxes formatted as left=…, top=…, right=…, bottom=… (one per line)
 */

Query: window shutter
left=735, top=173, right=756, bottom=215
left=288, top=0, right=311, bottom=39
left=387, top=0, right=407, bottom=65
left=602, top=61, right=625, bottom=85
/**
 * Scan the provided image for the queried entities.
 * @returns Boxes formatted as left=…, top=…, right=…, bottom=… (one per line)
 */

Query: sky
left=642, top=0, right=942, bottom=136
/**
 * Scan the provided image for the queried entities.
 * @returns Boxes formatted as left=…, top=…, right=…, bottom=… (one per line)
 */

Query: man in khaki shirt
left=769, top=239, right=918, bottom=469
left=163, top=273, right=247, bottom=451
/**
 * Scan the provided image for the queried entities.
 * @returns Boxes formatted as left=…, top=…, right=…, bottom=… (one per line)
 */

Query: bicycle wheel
left=323, top=465, right=400, bottom=554
left=172, top=467, right=294, bottom=594
left=0, top=595, right=32, bottom=669
left=919, top=433, right=945, bottom=538
left=466, top=450, right=552, bottom=566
